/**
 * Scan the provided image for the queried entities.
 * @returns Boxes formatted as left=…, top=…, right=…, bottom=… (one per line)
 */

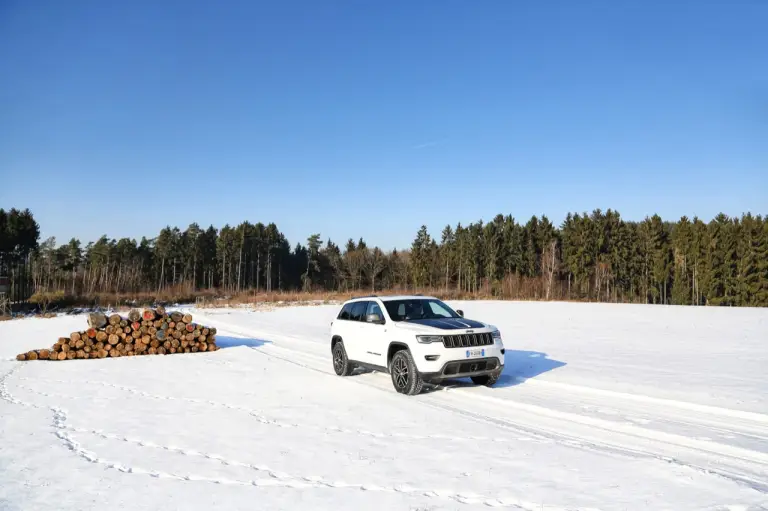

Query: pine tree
left=302, top=234, right=322, bottom=291
left=502, top=215, right=523, bottom=277
left=690, top=217, right=709, bottom=305
left=671, top=216, right=693, bottom=305
left=736, top=214, right=765, bottom=306
left=440, top=225, right=454, bottom=290
left=756, top=217, right=768, bottom=306
left=707, top=214, right=730, bottom=305
left=410, top=226, right=432, bottom=289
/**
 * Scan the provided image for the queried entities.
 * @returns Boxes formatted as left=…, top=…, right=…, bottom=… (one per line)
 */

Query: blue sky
left=1, top=1, right=765, bottom=250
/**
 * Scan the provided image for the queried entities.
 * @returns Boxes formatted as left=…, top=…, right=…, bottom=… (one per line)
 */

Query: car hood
left=393, top=317, right=489, bottom=333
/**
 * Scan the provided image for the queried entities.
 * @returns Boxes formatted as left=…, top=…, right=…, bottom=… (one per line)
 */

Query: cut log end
left=88, top=312, right=108, bottom=329
left=25, top=318, right=218, bottom=361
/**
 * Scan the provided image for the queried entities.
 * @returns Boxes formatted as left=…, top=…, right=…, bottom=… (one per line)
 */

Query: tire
left=389, top=349, right=423, bottom=395
left=332, top=341, right=354, bottom=376
left=471, top=372, right=500, bottom=386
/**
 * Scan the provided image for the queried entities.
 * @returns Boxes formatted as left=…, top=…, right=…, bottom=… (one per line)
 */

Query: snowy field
left=1, top=301, right=767, bottom=511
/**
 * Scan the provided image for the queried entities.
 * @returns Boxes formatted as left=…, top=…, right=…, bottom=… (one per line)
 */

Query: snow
left=1, top=301, right=767, bottom=511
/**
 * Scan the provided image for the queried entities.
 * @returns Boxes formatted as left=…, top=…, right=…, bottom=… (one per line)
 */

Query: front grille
left=442, top=332, right=493, bottom=349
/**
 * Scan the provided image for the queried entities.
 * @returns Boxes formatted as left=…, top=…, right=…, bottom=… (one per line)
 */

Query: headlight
left=416, top=335, right=443, bottom=344
left=491, top=329, right=502, bottom=341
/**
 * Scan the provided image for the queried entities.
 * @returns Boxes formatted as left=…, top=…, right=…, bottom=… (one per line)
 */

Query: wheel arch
left=387, top=342, right=410, bottom=367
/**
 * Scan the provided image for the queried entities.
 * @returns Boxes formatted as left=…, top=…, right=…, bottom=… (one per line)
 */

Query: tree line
left=1, top=207, right=766, bottom=307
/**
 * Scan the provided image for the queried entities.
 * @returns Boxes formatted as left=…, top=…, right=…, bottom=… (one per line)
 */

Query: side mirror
left=456, top=310, right=464, bottom=317
left=365, top=313, right=384, bottom=324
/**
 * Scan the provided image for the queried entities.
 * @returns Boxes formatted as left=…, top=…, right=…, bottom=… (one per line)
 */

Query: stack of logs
left=16, top=307, right=219, bottom=361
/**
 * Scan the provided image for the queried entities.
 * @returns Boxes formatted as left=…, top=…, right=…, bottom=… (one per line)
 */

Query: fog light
left=425, top=355, right=440, bottom=361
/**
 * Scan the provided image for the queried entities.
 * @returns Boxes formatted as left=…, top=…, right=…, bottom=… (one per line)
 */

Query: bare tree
left=541, top=239, right=559, bottom=300
left=364, top=248, right=385, bottom=291
left=594, top=261, right=612, bottom=302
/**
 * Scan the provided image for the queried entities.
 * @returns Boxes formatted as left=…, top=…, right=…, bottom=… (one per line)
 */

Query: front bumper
left=420, top=357, right=503, bottom=382
left=421, top=357, right=504, bottom=382
left=408, top=336, right=505, bottom=380
left=403, top=329, right=505, bottom=378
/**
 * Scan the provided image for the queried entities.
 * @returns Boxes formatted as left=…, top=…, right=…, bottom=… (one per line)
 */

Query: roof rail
left=352, top=294, right=378, bottom=299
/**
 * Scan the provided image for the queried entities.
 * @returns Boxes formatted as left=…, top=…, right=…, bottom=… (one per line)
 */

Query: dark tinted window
left=349, top=301, right=367, bottom=321
left=383, top=299, right=460, bottom=321
left=337, top=303, right=354, bottom=320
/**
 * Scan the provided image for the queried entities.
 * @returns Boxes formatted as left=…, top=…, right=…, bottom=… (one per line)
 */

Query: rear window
left=337, top=303, right=353, bottom=320
left=338, top=301, right=368, bottom=321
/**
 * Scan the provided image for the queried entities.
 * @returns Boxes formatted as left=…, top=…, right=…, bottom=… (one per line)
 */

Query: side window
left=349, top=301, right=367, bottom=321
left=338, top=303, right=353, bottom=320
left=366, top=302, right=384, bottom=322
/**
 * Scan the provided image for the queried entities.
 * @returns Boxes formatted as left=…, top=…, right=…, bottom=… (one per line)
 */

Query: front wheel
left=471, top=372, right=500, bottom=386
left=390, top=350, right=423, bottom=395
left=332, top=342, right=354, bottom=376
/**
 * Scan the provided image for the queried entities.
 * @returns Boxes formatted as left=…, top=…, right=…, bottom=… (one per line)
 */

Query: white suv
left=330, top=295, right=505, bottom=395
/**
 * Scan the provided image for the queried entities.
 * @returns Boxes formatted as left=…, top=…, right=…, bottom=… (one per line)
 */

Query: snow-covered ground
left=1, top=301, right=766, bottom=511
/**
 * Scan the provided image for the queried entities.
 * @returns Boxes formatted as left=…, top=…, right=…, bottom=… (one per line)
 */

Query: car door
left=333, top=302, right=354, bottom=350
left=357, top=301, right=389, bottom=367
left=341, top=301, right=367, bottom=362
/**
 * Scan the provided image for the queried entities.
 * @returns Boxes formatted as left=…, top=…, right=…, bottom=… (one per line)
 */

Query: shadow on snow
left=495, top=350, right=566, bottom=387
left=438, top=350, right=566, bottom=389
left=214, top=336, right=564, bottom=391
left=215, top=335, right=271, bottom=349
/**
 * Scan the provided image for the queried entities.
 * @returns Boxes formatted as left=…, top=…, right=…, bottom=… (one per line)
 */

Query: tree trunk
left=158, top=258, right=165, bottom=293
left=237, top=238, right=243, bottom=291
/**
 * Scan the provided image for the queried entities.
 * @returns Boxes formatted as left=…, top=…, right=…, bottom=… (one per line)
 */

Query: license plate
left=466, top=348, right=485, bottom=358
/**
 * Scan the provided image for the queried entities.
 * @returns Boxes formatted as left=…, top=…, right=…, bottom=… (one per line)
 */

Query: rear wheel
left=390, top=350, right=423, bottom=395
left=471, top=372, right=500, bottom=386
left=332, top=341, right=353, bottom=376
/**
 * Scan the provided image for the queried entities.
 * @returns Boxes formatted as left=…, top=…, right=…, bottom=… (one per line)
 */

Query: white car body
left=330, top=295, right=505, bottom=393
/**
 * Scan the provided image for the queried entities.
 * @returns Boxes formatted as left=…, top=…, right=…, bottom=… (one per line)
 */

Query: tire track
left=19, top=376, right=545, bottom=445
left=1, top=365, right=578, bottom=510
left=198, top=323, right=768, bottom=495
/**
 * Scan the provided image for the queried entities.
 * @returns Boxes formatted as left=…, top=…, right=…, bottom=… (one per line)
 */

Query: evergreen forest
left=1, top=207, right=766, bottom=307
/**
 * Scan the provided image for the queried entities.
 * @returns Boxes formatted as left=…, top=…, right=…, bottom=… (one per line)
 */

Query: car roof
left=343, top=295, right=438, bottom=304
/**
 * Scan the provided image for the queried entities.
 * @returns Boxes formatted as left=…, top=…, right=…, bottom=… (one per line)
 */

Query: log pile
left=16, top=307, right=219, bottom=361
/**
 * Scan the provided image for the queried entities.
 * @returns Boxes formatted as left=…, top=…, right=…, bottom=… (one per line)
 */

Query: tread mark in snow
left=0, top=365, right=590, bottom=510
left=211, top=335, right=768, bottom=495
left=19, top=377, right=542, bottom=445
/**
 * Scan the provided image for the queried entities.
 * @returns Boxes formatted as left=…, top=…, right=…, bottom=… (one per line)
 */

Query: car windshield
left=383, top=299, right=460, bottom=321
